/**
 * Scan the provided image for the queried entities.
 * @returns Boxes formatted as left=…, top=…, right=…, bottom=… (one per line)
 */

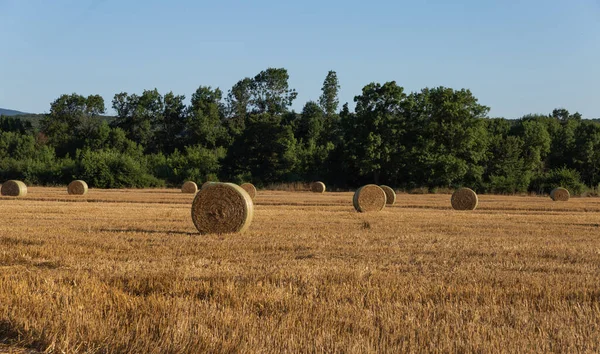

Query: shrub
left=529, top=167, right=586, bottom=196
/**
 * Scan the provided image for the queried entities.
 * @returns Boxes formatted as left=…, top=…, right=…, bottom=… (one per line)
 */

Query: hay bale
left=181, top=181, right=198, bottom=194
left=451, top=187, right=478, bottom=210
left=379, top=185, right=396, bottom=205
left=550, top=187, right=570, bottom=201
left=191, top=182, right=253, bottom=234
left=1, top=180, right=27, bottom=197
left=311, top=181, right=326, bottom=193
left=353, top=184, right=386, bottom=212
left=240, top=183, right=257, bottom=200
left=67, top=180, right=88, bottom=195
left=201, top=181, right=216, bottom=189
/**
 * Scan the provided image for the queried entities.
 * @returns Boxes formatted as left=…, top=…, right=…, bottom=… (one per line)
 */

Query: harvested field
left=1, top=188, right=600, bottom=353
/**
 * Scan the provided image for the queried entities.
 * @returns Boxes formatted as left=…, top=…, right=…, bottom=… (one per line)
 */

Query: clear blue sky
left=1, top=0, right=598, bottom=118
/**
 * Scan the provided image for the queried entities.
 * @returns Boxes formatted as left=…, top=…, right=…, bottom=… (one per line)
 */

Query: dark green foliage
left=319, top=71, right=340, bottom=118
left=224, top=114, right=298, bottom=185
left=529, top=167, right=586, bottom=196
left=40, top=93, right=106, bottom=157
left=76, top=149, right=163, bottom=189
left=1, top=69, right=596, bottom=193
left=0, top=115, right=33, bottom=134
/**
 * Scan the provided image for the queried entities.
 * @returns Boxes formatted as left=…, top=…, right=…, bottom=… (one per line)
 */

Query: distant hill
left=0, top=108, right=30, bottom=116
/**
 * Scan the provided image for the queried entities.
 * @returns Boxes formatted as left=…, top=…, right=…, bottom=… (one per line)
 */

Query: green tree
left=319, top=70, right=340, bottom=117
left=248, top=68, right=297, bottom=115
left=572, top=121, right=600, bottom=186
left=226, top=78, right=252, bottom=135
left=186, top=86, right=229, bottom=149
left=40, top=93, right=106, bottom=157
left=153, top=92, right=187, bottom=154
left=405, top=87, right=489, bottom=188
left=111, top=89, right=164, bottom=149
left=0, top=115, right=33, bottom=134
left=343, top=81, right=408, bottom=184
left=224, top=114, right=298, bottom=184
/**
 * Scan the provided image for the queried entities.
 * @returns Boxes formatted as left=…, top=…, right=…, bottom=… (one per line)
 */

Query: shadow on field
left=98, top=228, right=197, bottom=236
left=0, top=320, right=45, bottom=353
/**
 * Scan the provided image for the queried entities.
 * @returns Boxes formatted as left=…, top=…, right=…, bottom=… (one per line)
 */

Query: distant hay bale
left=240, top=183, right=257, bottom=200
left=311, top=181, right=326, bottom=193
left=353, top=184, right=386, bottom=212
left=379, top=185, right=396, bottom=205
left=451, top=187, right=478, bottom=210
left=191, top=182, right=254, bottom=234
left=67, top=180, right=88, bottom=195
left=1, top=180, right=27, bottom=197
left=550, top=187, right=570, bottom=201
left=201, top=181, right=216, bottom=189
left=181, top=181, right=198, bottom=194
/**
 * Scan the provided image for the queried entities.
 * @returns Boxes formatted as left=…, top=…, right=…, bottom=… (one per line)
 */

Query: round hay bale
left=550, top=187, right=570, bottom=201
left=201, top=181, right=216, bottom=189
left=1, top=180, right=27, bottom=197
left=379, top=185, right=396, bottom=205
left=353, top=184, right=386, bottom=213
left=67, top=180, right=88, bottom=195
left=240, top=183, right=257, bottom=200
left=311, top=181, right=326, bottom=193
left=451, top=187, right=478, bottom=210
left=191, top=182, right=254, bottom=234
left=181, top=181, right=198, bottom=194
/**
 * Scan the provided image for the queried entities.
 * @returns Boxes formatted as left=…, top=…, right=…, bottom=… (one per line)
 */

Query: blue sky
left=1, top=0, right=598, bottom=118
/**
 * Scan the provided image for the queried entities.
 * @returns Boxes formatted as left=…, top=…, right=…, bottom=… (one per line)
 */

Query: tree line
left=1, top=68, right=598, bottom=195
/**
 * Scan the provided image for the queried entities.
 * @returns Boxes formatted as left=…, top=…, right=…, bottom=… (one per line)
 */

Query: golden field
left=1, top=187, right=600, bottom=353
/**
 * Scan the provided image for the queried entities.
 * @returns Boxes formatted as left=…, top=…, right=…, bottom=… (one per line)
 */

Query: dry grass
left=1, top=188, right=600, bottom=353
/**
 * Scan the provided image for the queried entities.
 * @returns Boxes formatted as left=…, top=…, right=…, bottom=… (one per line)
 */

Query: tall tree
left=406, top=87, right=489, bottom=188
left=186, top=86, right=229, bottom=149
left=319, top=70, right=340, bottom=117
left=226, top=77, right=252, bottom=135
left=40, top=93, right=106, bottom=156
left=248, top=68, right=297, bottom=115
left=344, top=81, right=408, bottom=184
left=111, top=89, right=164, bottom=149
left=153, top=92, right=187, bottom=154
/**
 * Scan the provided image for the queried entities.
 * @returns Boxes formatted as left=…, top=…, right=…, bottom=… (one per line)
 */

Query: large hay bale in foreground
left=550, top=187, right=570, bottom=201
left=181, top=181, right=198, bottom=194
left=191, top=183, right=254, bottom=234
left=67, top=180, right=88, bottom=195
left=451, top=187, right=478, bottom=210
left=240, top=183, right=257, bottom=200
left=1, top=180, right=27, bottom=197
left=311, top=181, right=326, bottom=193
left=379, top=185, right=396, bottom=205
left=353, top=184, right=386, bottom=213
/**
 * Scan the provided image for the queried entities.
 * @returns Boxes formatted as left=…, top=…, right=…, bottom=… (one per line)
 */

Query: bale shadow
left=0, top=319, right=46, bottom=353
left=98, top=228, right=197, bottom=236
